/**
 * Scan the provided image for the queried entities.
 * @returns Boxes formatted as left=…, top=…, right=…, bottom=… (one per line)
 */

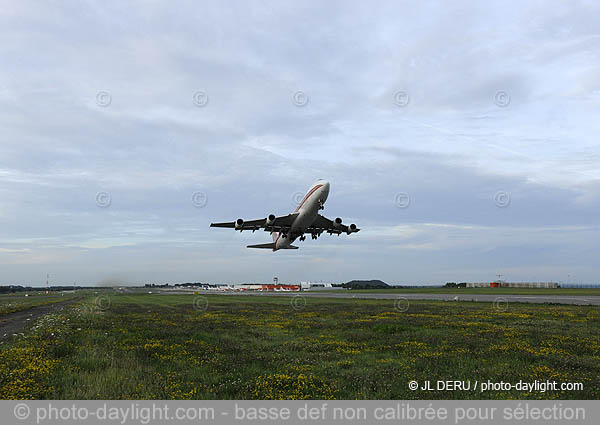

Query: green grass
left=0, top=293, right=598, bottom=399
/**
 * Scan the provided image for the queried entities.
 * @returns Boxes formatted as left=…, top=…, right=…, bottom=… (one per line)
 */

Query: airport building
left=300, top=282, right=338, bottom=290
left=236, top=283, right=300, bottom=291
left=192, top=282, right=340, bottom=292
left=467, top=281, right=558, bottom=288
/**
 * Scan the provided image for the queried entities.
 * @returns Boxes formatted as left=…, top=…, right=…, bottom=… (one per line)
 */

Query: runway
left=0, top=297, right=82, bottom=340
left=301, top=292, right=600, bottom=306
left=175, top=290, right=600, bottom=306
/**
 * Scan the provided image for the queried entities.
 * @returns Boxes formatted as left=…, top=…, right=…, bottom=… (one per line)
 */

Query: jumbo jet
left=210, top=179, right=359, bottom=251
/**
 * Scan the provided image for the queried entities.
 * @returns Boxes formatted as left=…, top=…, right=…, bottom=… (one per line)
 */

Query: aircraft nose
left=321, top=180, right=330, bottom=197
left=315, top=179, right=330, bottom=196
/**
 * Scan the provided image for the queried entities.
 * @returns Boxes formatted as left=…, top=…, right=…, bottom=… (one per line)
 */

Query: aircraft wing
left=305, top=214, right=360, bottom=235
left=210, top=214, right=298, bottom=232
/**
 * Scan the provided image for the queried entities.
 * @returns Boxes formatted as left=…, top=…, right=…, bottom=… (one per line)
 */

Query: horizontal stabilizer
left=246, top=243, right=299, bottom=250
left=247, top=243, right=275, bottom=249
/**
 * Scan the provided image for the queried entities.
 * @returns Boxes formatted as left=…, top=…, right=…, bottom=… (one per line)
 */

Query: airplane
left=210, top=179, right=360, bottom=251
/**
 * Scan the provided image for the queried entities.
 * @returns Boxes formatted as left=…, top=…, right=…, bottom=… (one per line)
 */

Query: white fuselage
left=273, top=180, right=330, bottom=251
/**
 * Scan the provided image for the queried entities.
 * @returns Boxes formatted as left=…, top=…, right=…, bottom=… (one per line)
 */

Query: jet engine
left=265, top=214, right=276, bottom=226
left=333, top=217, right=343, bottom=229
left=235, top=218, right=244, bottom=230
left=347, top=223, right=357, bottom=234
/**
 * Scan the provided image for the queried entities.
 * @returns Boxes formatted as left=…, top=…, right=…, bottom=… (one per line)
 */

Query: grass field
left=0, top=293, right=598, bottom=399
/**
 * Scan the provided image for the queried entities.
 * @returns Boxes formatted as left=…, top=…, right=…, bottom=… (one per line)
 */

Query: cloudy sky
left=1, top=1, right=600, bottom=286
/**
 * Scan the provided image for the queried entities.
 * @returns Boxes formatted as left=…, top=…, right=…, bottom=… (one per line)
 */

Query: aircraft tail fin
left=247, top=243, right=275, bottom=249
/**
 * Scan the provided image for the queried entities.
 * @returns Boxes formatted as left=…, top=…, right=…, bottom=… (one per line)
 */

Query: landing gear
left=300, top=235, right=306, bottom=241
left=318, top=199, right=325, bottom=210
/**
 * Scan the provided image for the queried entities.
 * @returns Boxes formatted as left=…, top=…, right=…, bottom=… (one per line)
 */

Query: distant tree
left=343, top=280, right=390, bottom=290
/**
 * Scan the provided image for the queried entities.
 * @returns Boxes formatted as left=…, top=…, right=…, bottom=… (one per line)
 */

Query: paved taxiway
left=162, top=290, right=600, bottom=306
left=293, top=292, right=600, bottom=306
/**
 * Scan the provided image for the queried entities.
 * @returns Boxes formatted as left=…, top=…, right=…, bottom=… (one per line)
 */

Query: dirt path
left=0, top=297, right=82, bottom=340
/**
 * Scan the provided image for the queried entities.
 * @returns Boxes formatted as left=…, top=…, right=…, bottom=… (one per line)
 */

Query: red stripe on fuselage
left=294, top=184, right=323, bottom=213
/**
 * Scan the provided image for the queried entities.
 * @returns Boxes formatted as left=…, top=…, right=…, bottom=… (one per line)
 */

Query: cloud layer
left=1, top=1, right=599, bottom=285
